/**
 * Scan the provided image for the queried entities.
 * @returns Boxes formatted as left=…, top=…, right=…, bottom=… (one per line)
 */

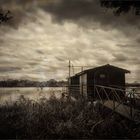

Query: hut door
left=80, top=74, right=87, bottom=97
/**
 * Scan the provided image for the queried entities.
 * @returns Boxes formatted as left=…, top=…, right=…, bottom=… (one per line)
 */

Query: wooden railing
left=67, top=84, right=140, bottom=121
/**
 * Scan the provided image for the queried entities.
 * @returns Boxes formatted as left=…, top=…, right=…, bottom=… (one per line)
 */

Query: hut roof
left=75, top=64, right=130, bottom=76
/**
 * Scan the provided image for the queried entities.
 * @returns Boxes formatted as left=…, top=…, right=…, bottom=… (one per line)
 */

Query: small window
left=100, top=74, right=106, bottom=78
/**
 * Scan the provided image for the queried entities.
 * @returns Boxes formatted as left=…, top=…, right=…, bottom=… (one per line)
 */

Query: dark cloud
left=136, top=38, right=140, bottom=44
left=112, top=52, right=140, bottom=65
left=36, top=50, right=44, bottom=55
left=0, top=39, right=4, bottom=44
left=55, top=56, right=65, bottom=62
left=42, top=0, right=100, bottom=20
left=113, top=53, right=128, bottom=62
left=0, top=0, right=36, bottom=8
left=0, top=0, right=139, bottom=31
left=0, top=66, right=21, bottom=73
left=28, top=62, right=39, bottom=66
left=41, top=0, right=140, bottom=30
left=117, top=44, right=138, bottom=48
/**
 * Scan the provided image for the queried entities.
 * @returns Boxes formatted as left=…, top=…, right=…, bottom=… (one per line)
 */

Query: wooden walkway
left=99, top=100, right=140, bottom=122
left=68, top=84, right=140, bottom=122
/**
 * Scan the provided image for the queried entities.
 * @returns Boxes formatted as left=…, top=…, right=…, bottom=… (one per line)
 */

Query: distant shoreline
left=0, top=86, right=63, bottom=88
left=0, top=79, right=67, bottom=88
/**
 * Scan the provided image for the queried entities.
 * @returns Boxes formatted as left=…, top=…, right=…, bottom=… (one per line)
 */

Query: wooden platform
left=99, top=100, right=140, bottom=122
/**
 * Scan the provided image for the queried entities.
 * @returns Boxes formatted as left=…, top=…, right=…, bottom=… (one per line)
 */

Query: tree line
left=0, top=79, right=67, bottom=87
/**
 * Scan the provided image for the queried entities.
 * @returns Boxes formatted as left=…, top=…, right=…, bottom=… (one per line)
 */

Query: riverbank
left=0, top=94, right=139, bottom=139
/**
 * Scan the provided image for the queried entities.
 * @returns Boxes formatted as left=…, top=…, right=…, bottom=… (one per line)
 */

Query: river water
left=0, top=87, right=66, bottom=104
left=0, top=87, right=139, bottom=105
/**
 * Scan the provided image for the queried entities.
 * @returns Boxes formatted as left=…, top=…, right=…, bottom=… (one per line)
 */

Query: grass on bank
left=0, top=94, right=139, bottom=139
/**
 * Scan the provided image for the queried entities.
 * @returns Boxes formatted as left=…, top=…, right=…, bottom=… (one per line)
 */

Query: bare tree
left=0, top=9, right=13, bottom=24
left=100, top=0, right=140, bottom=15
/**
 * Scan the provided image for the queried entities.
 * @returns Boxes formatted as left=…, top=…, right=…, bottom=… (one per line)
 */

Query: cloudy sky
left=0, top=0, right=140, bottom=82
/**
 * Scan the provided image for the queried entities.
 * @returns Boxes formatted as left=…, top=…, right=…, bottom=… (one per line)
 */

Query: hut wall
left=69, top=76, right=80, bottom=98
left=93, top=69, right=107, bottom=100
left=80, top=73, right=87, bottom=97
left=109, top=71, right=125, bottom=89
left=87, top=69, right=126, bottom=100
left=108, top=71, right=126, bottom=99
left=87, top=72, right=94, bottom=98
left=94, top=69, right=110, bottom=86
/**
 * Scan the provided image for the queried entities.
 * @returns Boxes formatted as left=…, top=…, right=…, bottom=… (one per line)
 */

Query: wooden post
left=130, top=92, right=133, bottom=119
left=81, top=66, right=83, bottom=72
left=68, top=60, right=71, bottom=98
left=72, top=65, right=74, bottom=75
left=94, top=71, right=97, bottom=100
left=69, top=60, right=71, bottom=81
left=81, top=67, right=83, bottom=97
left=113, top=93, right=115, bottom=111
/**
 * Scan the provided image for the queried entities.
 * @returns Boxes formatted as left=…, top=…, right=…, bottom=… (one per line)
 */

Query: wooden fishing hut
left=69, top=64, right=130, bottom=100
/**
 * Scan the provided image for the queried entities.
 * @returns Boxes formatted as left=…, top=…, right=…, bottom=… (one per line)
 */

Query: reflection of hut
left=69, top=64, right=130, bottom=100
